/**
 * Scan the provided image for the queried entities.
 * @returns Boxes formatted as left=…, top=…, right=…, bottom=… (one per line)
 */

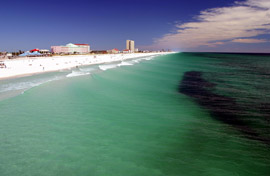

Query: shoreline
left=0, top=52, right=173, bottom=81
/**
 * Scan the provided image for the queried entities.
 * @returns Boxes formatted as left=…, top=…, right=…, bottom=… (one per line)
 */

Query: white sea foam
left=0, top=53, right=175, bottom=101
left=79, top=67, right=99, bottom=73
left=117, top=61, right=134, bottom=67
left=99, top=64, right=118, bottom=71
left=0, top=76, right=62, bottom=93
left=144, top=56, right=155, bottom=60
left=66, top=71, right=90, bottom=78
left=133, top=59, right=142, bottom=63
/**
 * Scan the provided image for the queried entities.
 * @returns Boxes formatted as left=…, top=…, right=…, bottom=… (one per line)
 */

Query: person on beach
left=0, top=62, right=6, bottom=68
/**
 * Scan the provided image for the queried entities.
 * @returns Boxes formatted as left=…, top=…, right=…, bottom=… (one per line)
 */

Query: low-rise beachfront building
left=123, top=49, right=131, bottom=54
left=51, top=43, right=90, bottom=54
left=91, top=50, right=108, bottom=54
left=39, top=49, right=50, bottom=54
left=30, top=49, right=38, bottom=52
left=29, top=48, right=50, bottom=54
left=107, top=48, right=120, bottom=54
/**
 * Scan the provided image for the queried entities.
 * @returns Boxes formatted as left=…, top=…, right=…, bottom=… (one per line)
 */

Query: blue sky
left=0, top=0, right=269, bottom=52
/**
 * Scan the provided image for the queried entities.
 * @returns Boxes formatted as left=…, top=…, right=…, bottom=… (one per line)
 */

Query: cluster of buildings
left=50, top=40, right=137, bottom=55
left=2, top=39, right=168, bottom=58
left=50, top=40, right=138, bottom=55
left=9, top=43, right=91, bottom=57
left=107, top=40, right=138, bottom=54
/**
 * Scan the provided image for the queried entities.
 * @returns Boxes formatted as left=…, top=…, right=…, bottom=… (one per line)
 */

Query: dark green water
left=0, top=53, right=269, bottom=176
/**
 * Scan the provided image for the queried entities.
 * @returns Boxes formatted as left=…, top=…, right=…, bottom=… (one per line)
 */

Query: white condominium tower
left=126, top=40, right=135, bottom=52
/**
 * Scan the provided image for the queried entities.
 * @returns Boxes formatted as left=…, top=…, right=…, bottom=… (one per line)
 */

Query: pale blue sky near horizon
left=0, top=0, right=269, bottom=53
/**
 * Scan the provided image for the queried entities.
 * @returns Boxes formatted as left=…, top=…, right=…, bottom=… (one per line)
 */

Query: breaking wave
left=99, top=64, right=118, bottom=71
left=0, top=76, right=62, bottom=94
left=66, top=71, right=90, bottom=78
left=0, top=55, right=159, bottom=101
left=118, top=61, right=134, bottom=67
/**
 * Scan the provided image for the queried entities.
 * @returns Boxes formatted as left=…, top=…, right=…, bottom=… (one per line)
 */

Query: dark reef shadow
left=179, top=71, right=270, bottom=145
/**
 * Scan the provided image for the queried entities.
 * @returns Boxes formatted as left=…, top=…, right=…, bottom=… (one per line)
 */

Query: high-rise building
left=130, top=40, right=135, bottom=52
left=126, top=40, right=131, bottom=51
left=126, top=40, right=135, bottom=52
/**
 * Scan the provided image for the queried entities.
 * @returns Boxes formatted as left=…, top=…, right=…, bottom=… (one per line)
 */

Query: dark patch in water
left=179, top=71, right=270, bottom=145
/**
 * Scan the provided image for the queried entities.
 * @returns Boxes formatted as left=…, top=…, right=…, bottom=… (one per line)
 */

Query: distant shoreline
left=0, top=52, right=174, bottom=80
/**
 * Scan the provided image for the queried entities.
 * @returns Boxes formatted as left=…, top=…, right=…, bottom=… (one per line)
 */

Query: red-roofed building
left=123, top=49, right=131, bottom=53
left=74, top=44, right=90, bottom=53
left=30, top=48, right=40, bottom=52
left=108, top=48, right=120, bottom=54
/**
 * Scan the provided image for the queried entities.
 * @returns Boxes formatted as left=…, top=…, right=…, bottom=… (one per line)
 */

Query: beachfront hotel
left=51, top=43, right=90, bottom=54
left=126, top=40, right=135, bottom=52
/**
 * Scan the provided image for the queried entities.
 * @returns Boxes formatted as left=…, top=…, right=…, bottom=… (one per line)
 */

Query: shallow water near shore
left=0, top=53, right=269, bottom=176
left=0, top=55, right=155, bottom=101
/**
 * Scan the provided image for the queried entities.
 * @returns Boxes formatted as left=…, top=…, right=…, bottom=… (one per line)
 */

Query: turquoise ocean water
left=0, top=53, right=269, bottom=176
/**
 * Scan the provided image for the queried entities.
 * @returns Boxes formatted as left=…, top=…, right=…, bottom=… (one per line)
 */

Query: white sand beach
left=0, top=52, right=171, bottom=80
